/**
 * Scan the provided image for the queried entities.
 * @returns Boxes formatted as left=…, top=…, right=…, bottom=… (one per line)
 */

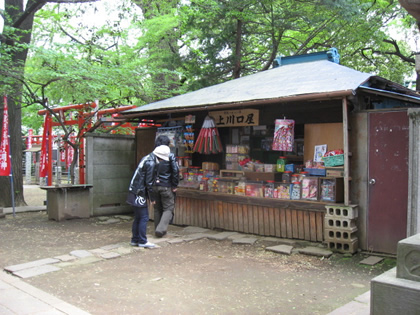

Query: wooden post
left=342, top=97, right=350, bottom=205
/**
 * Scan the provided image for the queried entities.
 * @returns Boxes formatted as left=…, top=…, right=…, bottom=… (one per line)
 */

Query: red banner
left=39, top=115, right=50, bottom=177
left=0, top=96, right=11, bottom=176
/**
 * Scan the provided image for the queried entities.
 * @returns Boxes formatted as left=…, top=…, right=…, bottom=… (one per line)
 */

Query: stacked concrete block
left=324, top=205, right=358, bottom=254
left=371, top=234, right=420, bottom=314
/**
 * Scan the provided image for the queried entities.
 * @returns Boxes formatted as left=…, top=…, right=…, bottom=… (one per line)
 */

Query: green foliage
left=5, top=0, right=419, bottom=134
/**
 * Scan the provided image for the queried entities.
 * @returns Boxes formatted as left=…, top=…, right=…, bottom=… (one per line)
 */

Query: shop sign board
left=210, top=109, right=259, bottom=127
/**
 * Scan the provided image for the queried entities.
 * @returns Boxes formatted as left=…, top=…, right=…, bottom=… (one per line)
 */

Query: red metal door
left=368, top=111, right=408, bottom=254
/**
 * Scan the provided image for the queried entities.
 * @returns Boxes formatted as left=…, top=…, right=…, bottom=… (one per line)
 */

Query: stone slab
left=148, top=237, right=169, bottom=244
left=13, top=264, right=61, bottom=279
left=101, top=244, right=123, bottom=250
left=4, top=258, right=60, bottom=272
left=354, top=290, right=371, bottom=304
left=89, top=248, right=109, bottom=255
left=54, top=254, right=77, bottom=262
left=167, top=239, right=185, bottom=244
left=0, top=287, right=54, bottom=313
left=97, top=218, right=121, bottom=225
left=266, top=245, right=294, bottom=255
left=359, top=256, right=384, bottom=266
left=72, top=256, right=103, bottom=265
left=183, top=226, right=212, bottom=234
left=183, top=233, right=211, bottom=242
left=113, top=247, right=132, bottom=255
left=70, top=250, right=93, bottom=258
left=327, top=300, right=369, bottom=315
left=114, top=215, right=132, bottom=220
left=298, top=246, right=333, bottom=258
left=371, top=267, right=420, bottom=315
left=100, top=252, right=121, bottom=259
left=207, top=232, right=239, bottom=241
left=232, top=238, right=257, bottom=245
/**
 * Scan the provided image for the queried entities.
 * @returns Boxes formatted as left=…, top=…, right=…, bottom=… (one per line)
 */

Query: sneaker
left=138, top=241, right=156, bottom=248
left=130, top=242, right=138, bottom=246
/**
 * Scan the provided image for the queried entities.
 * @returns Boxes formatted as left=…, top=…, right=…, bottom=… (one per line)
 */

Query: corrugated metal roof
left=123, top=60, right=372, bottom=114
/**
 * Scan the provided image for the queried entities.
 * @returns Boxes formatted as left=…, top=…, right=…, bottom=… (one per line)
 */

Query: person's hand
left=172, top=188, right=177, bottom=192
left=151, top=201, right=156, bottom=205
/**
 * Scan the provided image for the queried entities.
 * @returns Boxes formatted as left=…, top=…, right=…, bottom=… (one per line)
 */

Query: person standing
left=153, top=136, right=179, bottom=237
left=127, top=147, right=170, bottom=248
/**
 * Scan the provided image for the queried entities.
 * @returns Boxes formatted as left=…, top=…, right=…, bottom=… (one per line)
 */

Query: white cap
left=153, top=145, right=170, bottom=161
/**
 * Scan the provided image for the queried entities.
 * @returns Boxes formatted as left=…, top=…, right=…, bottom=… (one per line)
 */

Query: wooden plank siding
left=168, top=190, right=326, bottom=242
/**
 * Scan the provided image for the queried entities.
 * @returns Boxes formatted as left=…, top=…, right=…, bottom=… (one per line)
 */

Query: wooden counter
left=167, top=189, right=326, bottom=242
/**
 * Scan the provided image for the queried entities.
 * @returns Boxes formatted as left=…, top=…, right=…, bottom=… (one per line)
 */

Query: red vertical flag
left=0, top=96, right=11, bottom=176
left=39, top=115, right=50, bottom=178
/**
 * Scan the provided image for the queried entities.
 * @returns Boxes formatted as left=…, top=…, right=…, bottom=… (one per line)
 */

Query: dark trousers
left=131, top=206, right=149, bottom=244
left=152, top=186, right=175, bottom=234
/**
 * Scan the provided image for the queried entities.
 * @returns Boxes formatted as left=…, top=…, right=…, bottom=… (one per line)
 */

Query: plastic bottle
left=276, top=156, right=287, bottom=172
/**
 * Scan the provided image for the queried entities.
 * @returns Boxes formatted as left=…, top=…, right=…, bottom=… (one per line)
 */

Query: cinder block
left=324, top=217, right=357, bottom=230
left=324, top=227, right=358, bottom=242
left=326, top=238, right=358, bottom=254
left=324, top=205, right=358, bottom=219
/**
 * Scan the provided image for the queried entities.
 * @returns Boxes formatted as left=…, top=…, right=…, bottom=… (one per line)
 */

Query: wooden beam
left=342, top=97, right=350, bottom=205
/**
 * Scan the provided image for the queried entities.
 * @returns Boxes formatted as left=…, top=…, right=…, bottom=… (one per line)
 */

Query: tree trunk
left=233, top=18, right=243, bottom=79
left=0, top=0, right=41, bottom=207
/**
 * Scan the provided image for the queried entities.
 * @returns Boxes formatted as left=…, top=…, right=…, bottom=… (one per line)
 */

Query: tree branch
left=13, top=0, right=99, bottom=29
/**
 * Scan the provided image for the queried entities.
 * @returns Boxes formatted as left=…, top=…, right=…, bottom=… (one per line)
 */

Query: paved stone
left=183, top=233, right=210, bottom=242
left=326, top=300, right=369, bottom=315
left=114, top=215, right=132, bottom=220
left=54, top=254, right=77, bottom=262
left=261, top=237, right=298, bottom=246
left=97, top=216, right=113, bottom=221
left=0, top=271, right=91, bottom=314
left=72, top=256, right=103, bottom=265
left=207, top=232, right=239, bottom=241
left=97, top=218, right=120, bottom=225
left=298, top=246, right=333, bottom=258
left=4, top=258, right=60, bottom=273
left=100, top=252, right=121, bottom=259
left=266, top=244, right=294, bottom=255
left=227, top=234, right=247, bottom=240
left=70, top=250, right=94, bottom=258
left=167, top=238, right=185, bottom=244
left=89, top=248, right=109, bottom=255
left=113, top=247, right=132, bottom=255
left=0, top=286, right=56, bottom=313
left=232, top=237, right=258, bottom=245
left=359, top=256, right=384, bottom=266
left=13, top=264, right=61, bottom=279
left=183, top=226, right=212, bottom=234
left=101, top=244, right=122, bottom=250
left=354, top=291, right=371, bottom=304
left=148, top=237, right=169, bottom=244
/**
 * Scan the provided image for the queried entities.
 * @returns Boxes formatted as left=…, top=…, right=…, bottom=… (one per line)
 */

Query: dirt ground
left=0, top=185, right=396, bottom=315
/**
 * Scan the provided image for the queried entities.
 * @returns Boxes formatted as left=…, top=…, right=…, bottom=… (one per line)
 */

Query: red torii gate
left=38, top=103, right=137, bottom=186
left=38, top=102, right=136, bottom=186
left=38, top=102, right=97, bottom=185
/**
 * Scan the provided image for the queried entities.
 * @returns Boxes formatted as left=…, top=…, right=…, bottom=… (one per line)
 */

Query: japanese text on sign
left=209, top=109, right=259, bottom=127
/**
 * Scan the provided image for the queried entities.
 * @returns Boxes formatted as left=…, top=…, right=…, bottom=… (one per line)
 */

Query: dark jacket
left=128, top=152, right=179, bottom=202
left=155, top=153, right=179, bottom=188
